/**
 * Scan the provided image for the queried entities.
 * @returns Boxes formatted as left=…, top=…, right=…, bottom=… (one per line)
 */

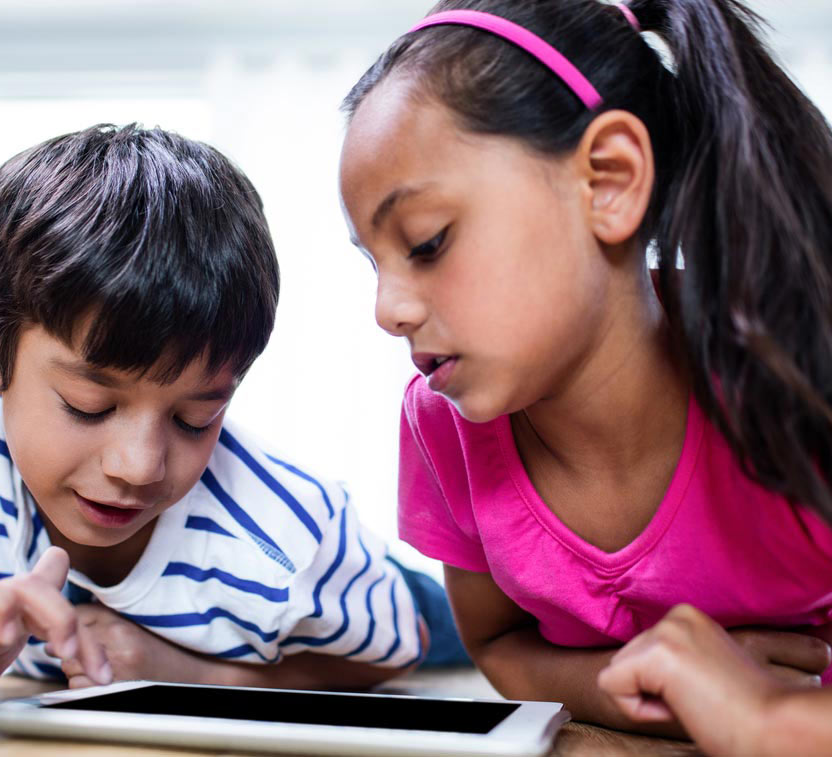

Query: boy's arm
left=63, top=603, right=428, bottom=689
left=445, top=565, right=829, bottom=737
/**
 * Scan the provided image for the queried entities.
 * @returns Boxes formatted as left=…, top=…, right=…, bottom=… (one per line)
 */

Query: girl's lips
left=75, top=494, right=146, bottom=529
left=427, top=356, right=458, bottom=393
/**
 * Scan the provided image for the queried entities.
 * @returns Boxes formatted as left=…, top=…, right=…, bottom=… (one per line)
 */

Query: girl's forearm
left=471, top=627, right=685, bottom=737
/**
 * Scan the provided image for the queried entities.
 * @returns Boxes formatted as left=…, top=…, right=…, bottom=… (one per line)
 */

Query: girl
left=338, top=0, right=832, bottom=744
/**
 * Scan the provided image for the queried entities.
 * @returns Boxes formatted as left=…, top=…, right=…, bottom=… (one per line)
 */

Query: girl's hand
left=728, top=626, right=831, bottom=686
left=597, top=604, right=814, bottom=756
left=0, top=547, right=111, bottom=684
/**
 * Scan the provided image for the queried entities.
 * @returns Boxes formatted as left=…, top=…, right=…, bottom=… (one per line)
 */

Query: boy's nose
left=375, top=276, right=428, bottom=337
left=101, top=424, right=166, bottom=486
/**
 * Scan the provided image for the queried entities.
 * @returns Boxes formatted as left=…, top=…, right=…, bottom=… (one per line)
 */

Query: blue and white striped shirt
left=0, top=417, right=421, bottom=680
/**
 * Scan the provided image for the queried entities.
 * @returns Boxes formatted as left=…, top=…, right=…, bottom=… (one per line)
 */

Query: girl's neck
left=518, top=270, right=689, bottom=481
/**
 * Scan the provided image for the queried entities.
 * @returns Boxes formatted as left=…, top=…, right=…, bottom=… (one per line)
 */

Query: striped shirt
left=0, top=415, right=420, bottom=680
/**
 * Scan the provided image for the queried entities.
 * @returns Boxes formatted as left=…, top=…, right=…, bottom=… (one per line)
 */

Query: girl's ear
left=575, top=110, right=654, bottom=246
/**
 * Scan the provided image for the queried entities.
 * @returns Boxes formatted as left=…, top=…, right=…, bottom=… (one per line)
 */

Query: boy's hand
left=64, top=604, right=416, bottom=691
left=62, top=604, right=179, bottom=687
left=0, top=547, right=111, bottom=684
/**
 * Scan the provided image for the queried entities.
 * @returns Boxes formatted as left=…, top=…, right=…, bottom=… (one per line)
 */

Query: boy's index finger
left=30, top=547, right=71, bottom=589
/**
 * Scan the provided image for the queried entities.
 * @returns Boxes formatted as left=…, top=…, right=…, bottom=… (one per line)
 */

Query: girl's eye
left=62, top=400, right=113, bottom=423
left=409, top=228, right=447, bottom=261
left=175, top=417, right=212, bottom=438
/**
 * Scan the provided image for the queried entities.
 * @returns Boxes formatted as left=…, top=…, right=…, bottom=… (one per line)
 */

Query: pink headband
left=616, top=2, right=641, bottom=32
left=408, top=5, right=640, bottom=111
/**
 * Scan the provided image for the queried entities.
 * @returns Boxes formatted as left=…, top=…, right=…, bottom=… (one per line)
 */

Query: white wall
left=0, top=1, right=830, bottom=579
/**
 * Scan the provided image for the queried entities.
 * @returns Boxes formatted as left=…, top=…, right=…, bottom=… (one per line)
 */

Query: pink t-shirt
left=399, top=375, right=832, bottom=673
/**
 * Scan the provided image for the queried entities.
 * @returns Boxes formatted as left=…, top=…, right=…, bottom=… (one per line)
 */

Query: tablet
left=0, top=680, right=570, bottom=757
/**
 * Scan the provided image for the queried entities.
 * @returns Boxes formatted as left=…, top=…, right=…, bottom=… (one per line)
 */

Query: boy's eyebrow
left=50, top=358, right=236, bottom=401
left=183, top=386, right=236, bottom=402
left=50, top=358, right=123, bottom=388
left=371, top=183, right=433, bottom=229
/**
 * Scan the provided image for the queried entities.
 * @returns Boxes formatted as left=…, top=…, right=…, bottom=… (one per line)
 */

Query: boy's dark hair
left=343, top=0, right=832, bottom=522
left=0, top=123, right=279, bottom=386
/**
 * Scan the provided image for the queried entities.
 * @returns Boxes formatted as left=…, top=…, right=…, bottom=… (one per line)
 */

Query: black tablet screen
left=48, top=685, right=520, bottom=734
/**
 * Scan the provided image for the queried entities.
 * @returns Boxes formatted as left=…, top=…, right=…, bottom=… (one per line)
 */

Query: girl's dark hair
left=0, top=123, right=279, bottom=386
left=343, top=1, right=832, bottom=521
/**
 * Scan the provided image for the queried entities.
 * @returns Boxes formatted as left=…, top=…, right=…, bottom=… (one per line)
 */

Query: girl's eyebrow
left=371, top=182, right=435, bottom=229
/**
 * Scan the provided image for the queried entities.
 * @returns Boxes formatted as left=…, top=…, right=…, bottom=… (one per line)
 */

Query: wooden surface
left=0, top=670, right=703, bottom=756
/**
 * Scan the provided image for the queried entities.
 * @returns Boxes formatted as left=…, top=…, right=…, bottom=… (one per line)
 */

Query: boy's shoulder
left=181, top=417, right=346, bottom=573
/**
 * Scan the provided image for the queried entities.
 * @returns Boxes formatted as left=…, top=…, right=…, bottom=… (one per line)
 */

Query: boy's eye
left=175, top=417, right=212, bottom=438
left=409, top=228, right=447, bottom=261
left=62, top=396, right=212, bottom=438
left=61, top=400, right=113, bottom=423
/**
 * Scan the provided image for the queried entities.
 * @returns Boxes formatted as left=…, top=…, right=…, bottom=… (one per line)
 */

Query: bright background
left=0, top=0, right=830, bottom=578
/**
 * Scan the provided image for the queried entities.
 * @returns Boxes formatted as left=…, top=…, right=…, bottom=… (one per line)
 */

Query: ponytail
left=631, top=0, right=832, bottom=519
left=343, top=0, right=832, bottom=520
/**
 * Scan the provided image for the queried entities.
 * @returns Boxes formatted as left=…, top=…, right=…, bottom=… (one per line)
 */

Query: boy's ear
left=575, top=110, right=654, bottom=246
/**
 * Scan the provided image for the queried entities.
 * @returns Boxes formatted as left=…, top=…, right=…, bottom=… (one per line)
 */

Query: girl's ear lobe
left=577, top=110, right=654, bottom=246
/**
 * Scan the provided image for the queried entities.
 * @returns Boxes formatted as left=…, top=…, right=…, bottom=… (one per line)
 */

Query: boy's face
left=1, top=324, right=236, bottom=576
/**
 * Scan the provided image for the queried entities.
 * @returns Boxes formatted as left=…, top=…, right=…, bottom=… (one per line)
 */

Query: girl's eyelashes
left=408, top=228, right=448, bottom=261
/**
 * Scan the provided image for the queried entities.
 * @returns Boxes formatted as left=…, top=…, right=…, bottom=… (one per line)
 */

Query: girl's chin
left=449, top=394, right=507, bottom=425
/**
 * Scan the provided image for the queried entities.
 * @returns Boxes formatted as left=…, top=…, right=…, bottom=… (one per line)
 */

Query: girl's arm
left=444, top=564, right=682, bottom=735
left=446, top=566, right=830, bottom=737
left=598, top=604, right=832, bottom=757
left=62, top=603, right=428, bottom=690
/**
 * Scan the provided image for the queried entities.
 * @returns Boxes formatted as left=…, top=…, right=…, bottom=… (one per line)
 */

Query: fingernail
left=59, top=635, right=78, bottom=660
left=97, top=662, right=112, bottom=685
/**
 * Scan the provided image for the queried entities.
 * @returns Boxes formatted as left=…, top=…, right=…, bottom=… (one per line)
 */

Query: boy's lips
left=411, top=352, right=458, bottom=393
left=74, top=493, right=151, bottom=528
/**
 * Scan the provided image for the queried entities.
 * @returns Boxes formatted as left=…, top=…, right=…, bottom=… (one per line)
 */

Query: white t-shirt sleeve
left=276, top=485, right=422, bottom=668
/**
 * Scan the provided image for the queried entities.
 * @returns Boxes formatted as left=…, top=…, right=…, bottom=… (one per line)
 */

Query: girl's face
left=339, top=76, right=615, bottom=423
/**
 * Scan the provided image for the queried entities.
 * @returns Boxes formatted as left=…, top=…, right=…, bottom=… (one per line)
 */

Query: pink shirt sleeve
left=398, top=377, right=490, bottom=573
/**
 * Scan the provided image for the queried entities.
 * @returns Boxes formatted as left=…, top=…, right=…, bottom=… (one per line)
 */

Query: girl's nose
left=375, top=275, right=428, bottom=337
left=101, top=423, right=166, bottom=486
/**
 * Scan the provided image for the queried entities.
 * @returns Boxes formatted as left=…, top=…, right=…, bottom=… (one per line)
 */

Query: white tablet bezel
left=0, top=680, right=570, bottom=757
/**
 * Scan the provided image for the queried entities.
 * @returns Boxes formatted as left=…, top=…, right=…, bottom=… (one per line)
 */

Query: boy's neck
left=38, top=505, right=156, bottom=587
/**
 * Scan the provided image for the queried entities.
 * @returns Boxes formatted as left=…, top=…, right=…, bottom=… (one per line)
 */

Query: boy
left=0, top=124, right=426, bottom=689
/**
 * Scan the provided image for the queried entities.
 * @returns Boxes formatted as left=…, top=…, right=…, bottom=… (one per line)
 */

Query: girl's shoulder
left=401, top=373, right=510, bottom=485
left=403, top=373, right=455, bottom=426
left=403, top=373, right=498, bottom=440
